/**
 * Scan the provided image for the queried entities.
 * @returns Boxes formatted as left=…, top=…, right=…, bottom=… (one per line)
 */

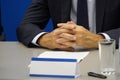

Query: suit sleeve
left=16, top=0, right=50, bottom=47
left=105, top=28, right=120, bottom=48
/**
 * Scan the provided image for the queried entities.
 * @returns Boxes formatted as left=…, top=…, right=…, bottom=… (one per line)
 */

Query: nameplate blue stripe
left=30, top=74, right=75, bottom=78
left=32, top=57, right=77, bottom=62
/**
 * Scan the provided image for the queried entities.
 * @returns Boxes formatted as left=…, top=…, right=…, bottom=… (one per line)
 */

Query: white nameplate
left=30, top=51, right=89, bottom=78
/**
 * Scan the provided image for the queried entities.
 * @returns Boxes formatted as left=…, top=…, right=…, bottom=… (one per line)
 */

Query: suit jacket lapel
left=96, top=0, right=106, bottom=32
left=60, top=0, right=72, bottom=22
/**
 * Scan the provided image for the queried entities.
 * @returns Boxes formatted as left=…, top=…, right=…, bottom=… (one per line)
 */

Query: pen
left=88, top=72, right=107, bottom=79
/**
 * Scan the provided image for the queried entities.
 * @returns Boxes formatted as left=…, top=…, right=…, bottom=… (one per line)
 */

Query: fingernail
left=57, top=24, right=60, bottom=26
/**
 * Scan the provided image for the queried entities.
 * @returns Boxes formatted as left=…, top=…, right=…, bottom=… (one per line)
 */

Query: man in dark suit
left=17, top=0, right=120, bottom=51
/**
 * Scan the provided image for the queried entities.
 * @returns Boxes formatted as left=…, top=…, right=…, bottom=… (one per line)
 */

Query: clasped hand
left=38, top=21, right=104, bottom=51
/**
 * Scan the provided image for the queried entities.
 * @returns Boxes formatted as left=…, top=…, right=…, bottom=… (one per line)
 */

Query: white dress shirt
left=32, top=0, right=110, bottom=46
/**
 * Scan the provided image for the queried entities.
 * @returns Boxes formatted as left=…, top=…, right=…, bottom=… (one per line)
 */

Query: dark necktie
left=77, top=0, right=89, bottom=29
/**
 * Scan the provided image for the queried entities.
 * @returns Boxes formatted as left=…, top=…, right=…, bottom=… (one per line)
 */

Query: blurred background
left=1, top=0, right=53, bottom=41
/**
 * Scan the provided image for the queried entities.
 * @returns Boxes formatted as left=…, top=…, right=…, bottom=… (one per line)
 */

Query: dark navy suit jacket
left=17, top=0, right=120, bottom=47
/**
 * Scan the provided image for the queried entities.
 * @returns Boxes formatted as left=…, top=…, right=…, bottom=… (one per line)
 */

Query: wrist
left=37, top=33, right=48, bottom=48
left=95, top=34, right=105, bottom=48
left=37, top=33, right=55, bottom=49
left=97, top=34, right=105, bottom=40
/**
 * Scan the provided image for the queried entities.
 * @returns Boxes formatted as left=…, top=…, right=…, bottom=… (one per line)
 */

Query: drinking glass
left=99, top=39, right=116, bottom=75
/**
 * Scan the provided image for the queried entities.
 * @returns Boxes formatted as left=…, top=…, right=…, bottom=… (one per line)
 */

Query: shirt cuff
left=100, top=33, right=111, bottom=40
left=32, top=32, right=48, bottom=46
